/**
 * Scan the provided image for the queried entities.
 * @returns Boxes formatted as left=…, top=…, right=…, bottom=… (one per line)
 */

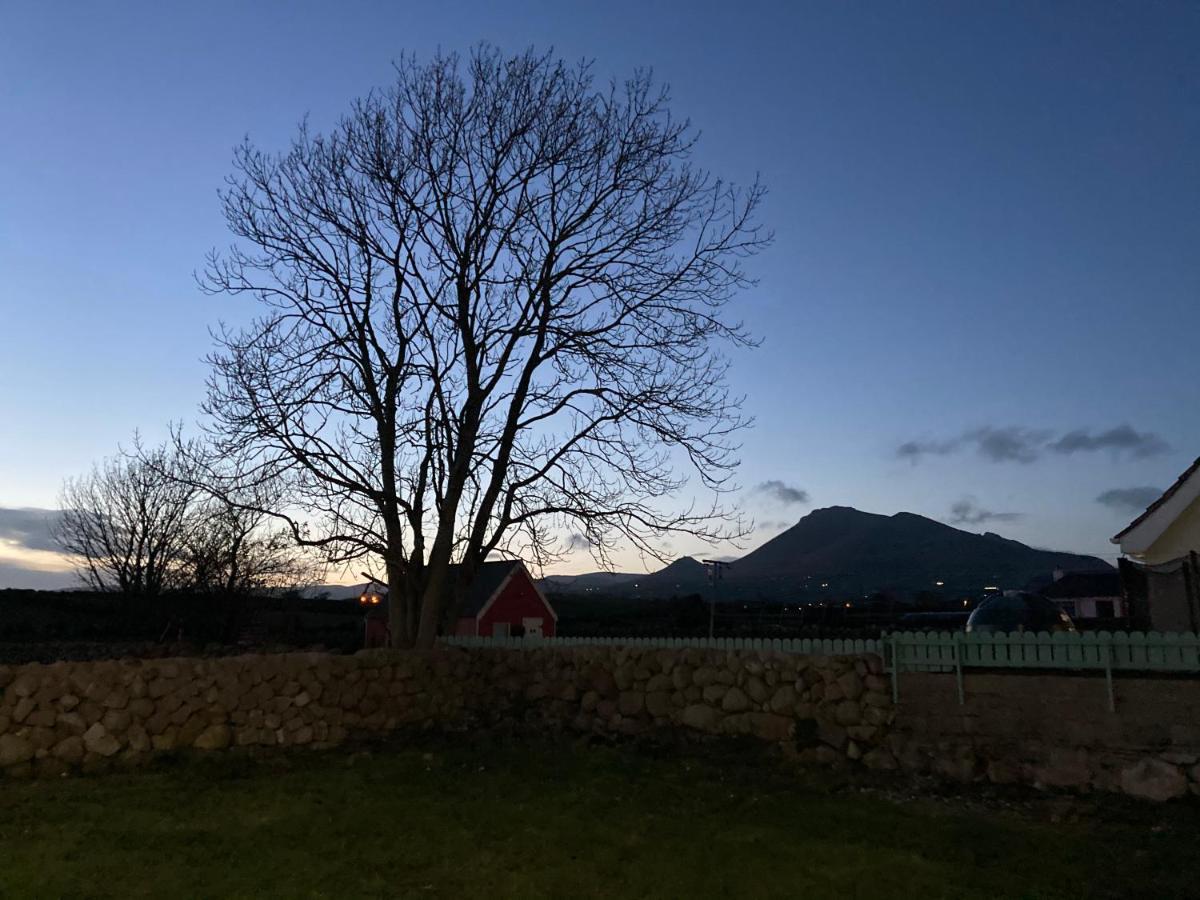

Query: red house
left=359, top=560, right=557, bottom=645
left=451, top=559, right=557, bottom=638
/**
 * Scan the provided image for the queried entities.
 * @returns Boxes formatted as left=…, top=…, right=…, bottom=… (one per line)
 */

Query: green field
left=0, top=740, right=1196, bottom=899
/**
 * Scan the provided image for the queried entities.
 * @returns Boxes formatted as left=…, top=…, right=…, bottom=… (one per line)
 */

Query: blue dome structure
left=965, top=592, right=1076, bottom=634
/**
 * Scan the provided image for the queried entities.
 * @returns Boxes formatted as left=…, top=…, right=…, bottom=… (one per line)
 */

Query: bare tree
left=201, top=46, right=769, bottom=647
left=57, top=441, right=199, bottom=597
left=166, top=431, right=324, bottom=597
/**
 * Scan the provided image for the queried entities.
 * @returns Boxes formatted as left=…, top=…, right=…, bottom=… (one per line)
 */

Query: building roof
left=1112, top=456, right=1200, bottom=552
left=1041, top=571, right=1122, bottom=600
left=456, top=559, right=527, bottom=617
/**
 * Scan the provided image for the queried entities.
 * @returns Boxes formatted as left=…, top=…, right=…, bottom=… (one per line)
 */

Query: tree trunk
left=386, top=556, right=413, bottom=648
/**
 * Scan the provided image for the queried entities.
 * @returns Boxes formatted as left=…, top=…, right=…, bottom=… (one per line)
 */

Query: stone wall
left=0, top=646, right=892, bottom=778
left=3, top=646, right=1199, bottom=802
left=890, top=671, right=1200, bottom=802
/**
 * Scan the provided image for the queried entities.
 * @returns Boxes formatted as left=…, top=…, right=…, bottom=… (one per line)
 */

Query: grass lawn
left=0, top=739, right=1197, bottom=899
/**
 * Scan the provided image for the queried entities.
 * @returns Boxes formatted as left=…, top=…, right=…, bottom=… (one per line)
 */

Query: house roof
left=1041, top=571, right=1122, bottom=600
left=456, top=559, right=526, bottom=617
left=352, top=559, right=549, bottom=619
left=1112, top=455, right=1200, bottom=552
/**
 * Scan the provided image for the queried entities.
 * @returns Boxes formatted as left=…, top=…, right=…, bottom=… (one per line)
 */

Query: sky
left=1, top=1, right=1197, bottom=586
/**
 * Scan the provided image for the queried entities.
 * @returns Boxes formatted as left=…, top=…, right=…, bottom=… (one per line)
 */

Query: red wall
left=477, top=569, right=556, bottom=637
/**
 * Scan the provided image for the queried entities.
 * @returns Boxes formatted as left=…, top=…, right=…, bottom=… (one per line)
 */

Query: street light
left=702, top=559, right=732, bottom=639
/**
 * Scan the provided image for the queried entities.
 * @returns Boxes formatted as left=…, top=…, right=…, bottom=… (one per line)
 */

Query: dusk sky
left=1, top=1, right=1197, bottom=586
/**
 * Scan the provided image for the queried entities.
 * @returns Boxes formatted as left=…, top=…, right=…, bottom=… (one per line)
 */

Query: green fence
left=883, top=630, right=1200, bottom=710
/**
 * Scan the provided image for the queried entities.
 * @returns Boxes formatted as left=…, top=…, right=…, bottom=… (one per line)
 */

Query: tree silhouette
left=201, top=46, right=768, bottom=646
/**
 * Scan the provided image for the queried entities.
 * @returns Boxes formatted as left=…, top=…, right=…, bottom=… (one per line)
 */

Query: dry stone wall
left=0, top=646, right=891, bottom=778
left=3, top=646, right=1198, bottom=803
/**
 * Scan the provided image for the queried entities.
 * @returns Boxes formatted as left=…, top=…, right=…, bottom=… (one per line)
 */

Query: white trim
left=474, top=561, right=558, bottom=622
left=1116, top=472, right=1200, bottom=556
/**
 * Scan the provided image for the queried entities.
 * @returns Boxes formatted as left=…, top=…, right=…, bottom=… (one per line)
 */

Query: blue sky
left=1, top=1, right=1197, bottom=585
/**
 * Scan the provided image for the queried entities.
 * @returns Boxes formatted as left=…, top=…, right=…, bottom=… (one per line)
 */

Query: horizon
left=2, top=2, right=1197, bottom=588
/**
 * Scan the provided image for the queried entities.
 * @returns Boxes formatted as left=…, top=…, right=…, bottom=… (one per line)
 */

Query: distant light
left=844, top=602, right=852, bottom=608
left=985, top=585, right=999, bottom=592
left=963, top=600, right=969, bottom=607
left=821, top=582, right=829, bottom=588
left=935, top=581, right=945, bottom=587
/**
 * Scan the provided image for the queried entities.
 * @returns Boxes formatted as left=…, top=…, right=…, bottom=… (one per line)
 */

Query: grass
left=0, top=738, right=1197, bottom=899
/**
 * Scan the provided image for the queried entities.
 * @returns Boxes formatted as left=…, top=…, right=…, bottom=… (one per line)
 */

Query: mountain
left=591, top=506, right=1112, bottom=601
left=540, top=571, right=639, bottom=593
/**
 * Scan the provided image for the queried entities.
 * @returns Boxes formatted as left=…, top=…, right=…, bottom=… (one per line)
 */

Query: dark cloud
left=966, top=426, right=1051, bottom=464
left=565, top=533, right=595, bottom=551
left=898, top=424, right=1167, bottom=465
left=1050, top=426, right=1169, bottom=459
left=1096, top=486, right=1162, bottom=514
left=948, top=497, right=1023, bottom=527
left=755, top=520, right=792, bottom=532
left=752, top=480, right=810, bottom=505
left=896, top=438, right=959, bottom=462
left=0, top=507, right=63, bottom=553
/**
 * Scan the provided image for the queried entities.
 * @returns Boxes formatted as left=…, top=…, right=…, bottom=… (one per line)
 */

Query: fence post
left=889, top=632, right=900, bottom=703
left=953, top=632, right=964, bottom=705
left=1105, top=636, right=1116, bottom=713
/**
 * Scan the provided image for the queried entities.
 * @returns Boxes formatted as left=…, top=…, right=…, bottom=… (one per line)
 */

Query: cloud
left=0, top=507, right=64, bottom=553
left=898, top=424, right=1167, bottom=465
left=966, top=426, right=1051, bottom=464
left=752, top=480, right=810, bottom=505
left=1096, top=486, right=1162, bottom=513
left=1050, top=426, right=1169, bottom=459
left=565, top=533, right=595, bottom=551
left=948, top=497, right=1023, bottom=527
left=755, top=520, right=791, bottom=532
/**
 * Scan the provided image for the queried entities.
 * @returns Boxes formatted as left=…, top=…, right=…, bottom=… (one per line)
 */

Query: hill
left=588, top=506, right=1112, bottom=601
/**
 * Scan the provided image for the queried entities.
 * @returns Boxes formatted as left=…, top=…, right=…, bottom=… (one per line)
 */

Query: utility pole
left=702, top=559, right=732, bottom=639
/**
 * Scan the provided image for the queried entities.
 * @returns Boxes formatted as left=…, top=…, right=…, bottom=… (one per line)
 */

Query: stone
left=671, top=665, right=692, bottom=691
left=744, top=676, right=768, bottom=705
left=82, top=723, right=121, bottom=757
left=836, top=671, right=864, bottom=701
left=0, top=734, right=35, bottom=767
left=748, top=712, right=792, bottom=742
left=51, top=736, right=85, bottom=764
left=10, top=673, right=39, bottom=697
left=768, top=685, right=796, bottom=714
left=617, top=692, right=644, bottom=717
left=692, top=667, right=717, bottom=687
left=702, top=684, right=728, bottom=704
left=862, top=748, right=897, bottom=771
left=721, top=687, right=750, bottom=713
left=645, top=674, right=672, bottom=693
left=13, top=697, right=36, bottom=723
left=1121, top=758, right=1188, bottom=803
left=986, top=758, right=1021, bottom=785
left=833, top=700, right=861, bottom=726
left=645, top=691, right=672, bottom=718
left=1033, top=748, right=1091, bottom=790
left=102, top=709, right=133, bottom=735
left=680, top=704, right=719, bottom=732
left=817, top=718, right=847, bottom=750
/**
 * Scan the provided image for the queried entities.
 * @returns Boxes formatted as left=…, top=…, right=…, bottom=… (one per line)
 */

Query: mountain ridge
left=545, top=506, right=1111, bottom=600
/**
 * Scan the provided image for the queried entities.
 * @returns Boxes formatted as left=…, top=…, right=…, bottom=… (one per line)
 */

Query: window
left=493, top=622, right=510, bottom=637
left=1094, top=600, right=1115, bottom=619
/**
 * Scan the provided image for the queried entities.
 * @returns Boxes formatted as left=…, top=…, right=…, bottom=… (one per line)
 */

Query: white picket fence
left=442, top=633, right=882, bottom=656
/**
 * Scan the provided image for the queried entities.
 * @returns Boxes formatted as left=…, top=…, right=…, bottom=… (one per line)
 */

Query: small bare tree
left=57, top=442, right=199, bottom=597
left=202, top=46, right=769, bottom=646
